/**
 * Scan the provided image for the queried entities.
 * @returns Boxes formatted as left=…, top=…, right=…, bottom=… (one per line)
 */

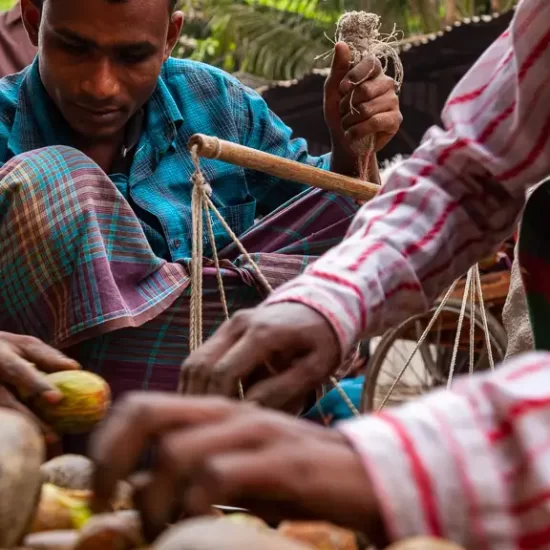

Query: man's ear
left=20, top=0, right=42, bottom=47
left=164, top=11, right=184, bottom=61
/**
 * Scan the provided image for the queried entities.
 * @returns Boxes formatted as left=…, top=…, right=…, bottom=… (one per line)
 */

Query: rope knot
left=191, top=170, right=212, bottom=196
left=190, top=145, right=213, bottom=196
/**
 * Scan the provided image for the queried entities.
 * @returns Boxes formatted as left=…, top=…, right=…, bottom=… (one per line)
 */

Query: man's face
left=21, top=0, right=182, bottom=142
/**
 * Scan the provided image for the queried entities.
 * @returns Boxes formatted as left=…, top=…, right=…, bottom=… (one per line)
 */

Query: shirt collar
left=142, top=72, right=183, bottom=158
left=8, top=57, right=184, bottom=161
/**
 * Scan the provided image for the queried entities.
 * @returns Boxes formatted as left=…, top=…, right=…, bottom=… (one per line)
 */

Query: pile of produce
left=0, top=371, right=463, bottom=550
left=16, top=457, right=369, bottom=550
left=0, top=433, right=466, bottom=550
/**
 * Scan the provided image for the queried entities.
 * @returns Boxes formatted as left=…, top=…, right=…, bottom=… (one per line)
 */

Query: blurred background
left=1, top=0, right=516, bottom=81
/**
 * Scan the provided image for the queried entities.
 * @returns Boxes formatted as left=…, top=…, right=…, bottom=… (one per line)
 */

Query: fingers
left=0, top=332, right=81, bottom=373
left=179, top=313, right=247, bottom=395
left=345, top=112, right=403, bottom=146
left=19, top=336, right=81, bottom=373
left=184, top=449, right=288, bottom=515
left=245, top=353, right=327, bottom=410
left=340, top=92, right=399, bottom=131
left=0, top=340, right=63, bottom=402
left=90, top=393, right=235, bottom=511
left=135, top=420, right=266, bottom=539
left=204, top=335, right=271, bottom=397
left=339, top=74, right=396, bottom=117
left=339, top=54, right=382, bottom=95
left=325, top=42, right=351, bottom=96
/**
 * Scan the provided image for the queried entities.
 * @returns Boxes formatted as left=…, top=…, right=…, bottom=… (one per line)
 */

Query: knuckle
left=346, top=126, right=359, bottom=140
left=186, top=358, right=208, bottom=375
left=229, top=309, right=252, bottom=329
left=0, top=331, right=15, bottom=343
left=300, top=361, right=323, bottom=384
left=357, top=102, right=371, bottom=118
left=230, top=309, right=249, bottom=323
left=249, top=320, right=275, bottom=343
left=339, top=80, right=350, bottom=94
left=381, top=74, right=395, bottom=89
left=116, top=392, right=149, bottom=425
left=248, top=416, right=284, bottom=439
left=396, top=111, right=404, bottom=125
left=18, top=335, right=42, bottom=348
left=370, top=115, right=384, bottom=133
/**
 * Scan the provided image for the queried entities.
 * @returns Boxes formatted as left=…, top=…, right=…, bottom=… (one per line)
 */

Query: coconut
left=40, top=456, right=94, bottom=491
left=0, top=410, right=44, bottom=548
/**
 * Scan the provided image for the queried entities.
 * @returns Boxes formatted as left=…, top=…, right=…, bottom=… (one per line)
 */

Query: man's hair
left=32, top=0, right=179, bottom=12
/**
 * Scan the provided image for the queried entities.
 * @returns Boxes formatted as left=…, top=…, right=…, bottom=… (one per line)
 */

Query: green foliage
left=0, top=0, right=16, bottom=11
left=174, top=0, right=518, bottom=81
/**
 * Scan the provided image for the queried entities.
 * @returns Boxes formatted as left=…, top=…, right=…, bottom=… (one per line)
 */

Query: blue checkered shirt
left=0, top=58, right=330, bottom=260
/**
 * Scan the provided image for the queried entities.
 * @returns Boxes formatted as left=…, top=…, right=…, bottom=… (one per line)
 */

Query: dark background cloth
left=0, top=2, right=36, bottom=77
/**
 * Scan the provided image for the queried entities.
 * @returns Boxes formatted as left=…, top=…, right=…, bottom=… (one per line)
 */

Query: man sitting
left=0, top=0, right=401, bottom=427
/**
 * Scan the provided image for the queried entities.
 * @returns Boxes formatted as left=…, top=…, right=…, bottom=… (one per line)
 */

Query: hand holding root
left=324, top=12, right=403, bottom=179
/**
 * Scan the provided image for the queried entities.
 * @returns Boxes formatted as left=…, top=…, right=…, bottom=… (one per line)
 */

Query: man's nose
left=80, top=58, right=120, bottom=101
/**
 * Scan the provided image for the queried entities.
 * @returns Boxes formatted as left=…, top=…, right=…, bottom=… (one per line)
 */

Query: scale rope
left=189, top=146, right=361, bottom=417
left=182, top=9, right=497, bottom=419
left=376, top=263, right=496, bottom=412
left=189, top=146, right=497, bottom=419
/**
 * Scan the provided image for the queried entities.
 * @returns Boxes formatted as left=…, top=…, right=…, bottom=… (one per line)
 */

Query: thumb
left=325, top=42, right=351, bottom=95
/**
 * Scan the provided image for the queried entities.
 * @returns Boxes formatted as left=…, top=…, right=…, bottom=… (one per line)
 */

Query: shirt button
left=173, top=239, right=181, bottom=248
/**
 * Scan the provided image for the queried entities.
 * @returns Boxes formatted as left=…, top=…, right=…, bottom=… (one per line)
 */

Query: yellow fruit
left=30, top=484, right=93, bottom=533
left=33, top=371, right=111, bottom=434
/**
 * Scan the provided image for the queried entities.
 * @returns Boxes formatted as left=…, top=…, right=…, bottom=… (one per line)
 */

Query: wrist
left=334, top=435, right=388, bottom=545
left=330, top=141, right=378, bottom=182
left=330, top=142, right=361, bottom=177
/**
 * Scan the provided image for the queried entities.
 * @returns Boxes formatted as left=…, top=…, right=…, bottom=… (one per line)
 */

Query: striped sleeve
left=338, top=352, right=550, bottom=549
left=264, top=0, right=550, bottom=358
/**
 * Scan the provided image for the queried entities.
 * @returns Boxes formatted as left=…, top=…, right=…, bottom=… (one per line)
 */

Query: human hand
left=0, top=332, right=81, bottom=444
left=324, top=43, right=401, bottom=171
left=179, top=303, right=340, bottom=411
left=90, top=394, right=383, bottom=542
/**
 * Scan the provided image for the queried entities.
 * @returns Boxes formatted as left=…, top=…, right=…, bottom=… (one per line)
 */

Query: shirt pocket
left=206, top=195, right=257, bottom=253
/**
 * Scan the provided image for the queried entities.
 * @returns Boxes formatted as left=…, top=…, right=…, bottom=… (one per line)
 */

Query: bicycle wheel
left=360, top=297, right=508, bottom=412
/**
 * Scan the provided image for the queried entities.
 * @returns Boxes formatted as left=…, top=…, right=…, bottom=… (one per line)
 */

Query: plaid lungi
left=0, top=146, right=360, bottom=401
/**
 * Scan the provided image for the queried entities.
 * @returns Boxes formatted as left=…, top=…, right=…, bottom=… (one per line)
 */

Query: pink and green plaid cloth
left=0, top=146, right=360, bottom=403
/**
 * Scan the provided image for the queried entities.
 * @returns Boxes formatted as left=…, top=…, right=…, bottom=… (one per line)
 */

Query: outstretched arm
left=267, top=0, right=550, bottom=355
left=180, top=0, right=550, bottom=408
left=91, top=351, right=550, bottom=548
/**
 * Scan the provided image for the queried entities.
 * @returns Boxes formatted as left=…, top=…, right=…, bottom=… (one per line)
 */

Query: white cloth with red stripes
left=264, top=0, right=550, bottom=546
left=341, top=354, right=550, bottom=548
